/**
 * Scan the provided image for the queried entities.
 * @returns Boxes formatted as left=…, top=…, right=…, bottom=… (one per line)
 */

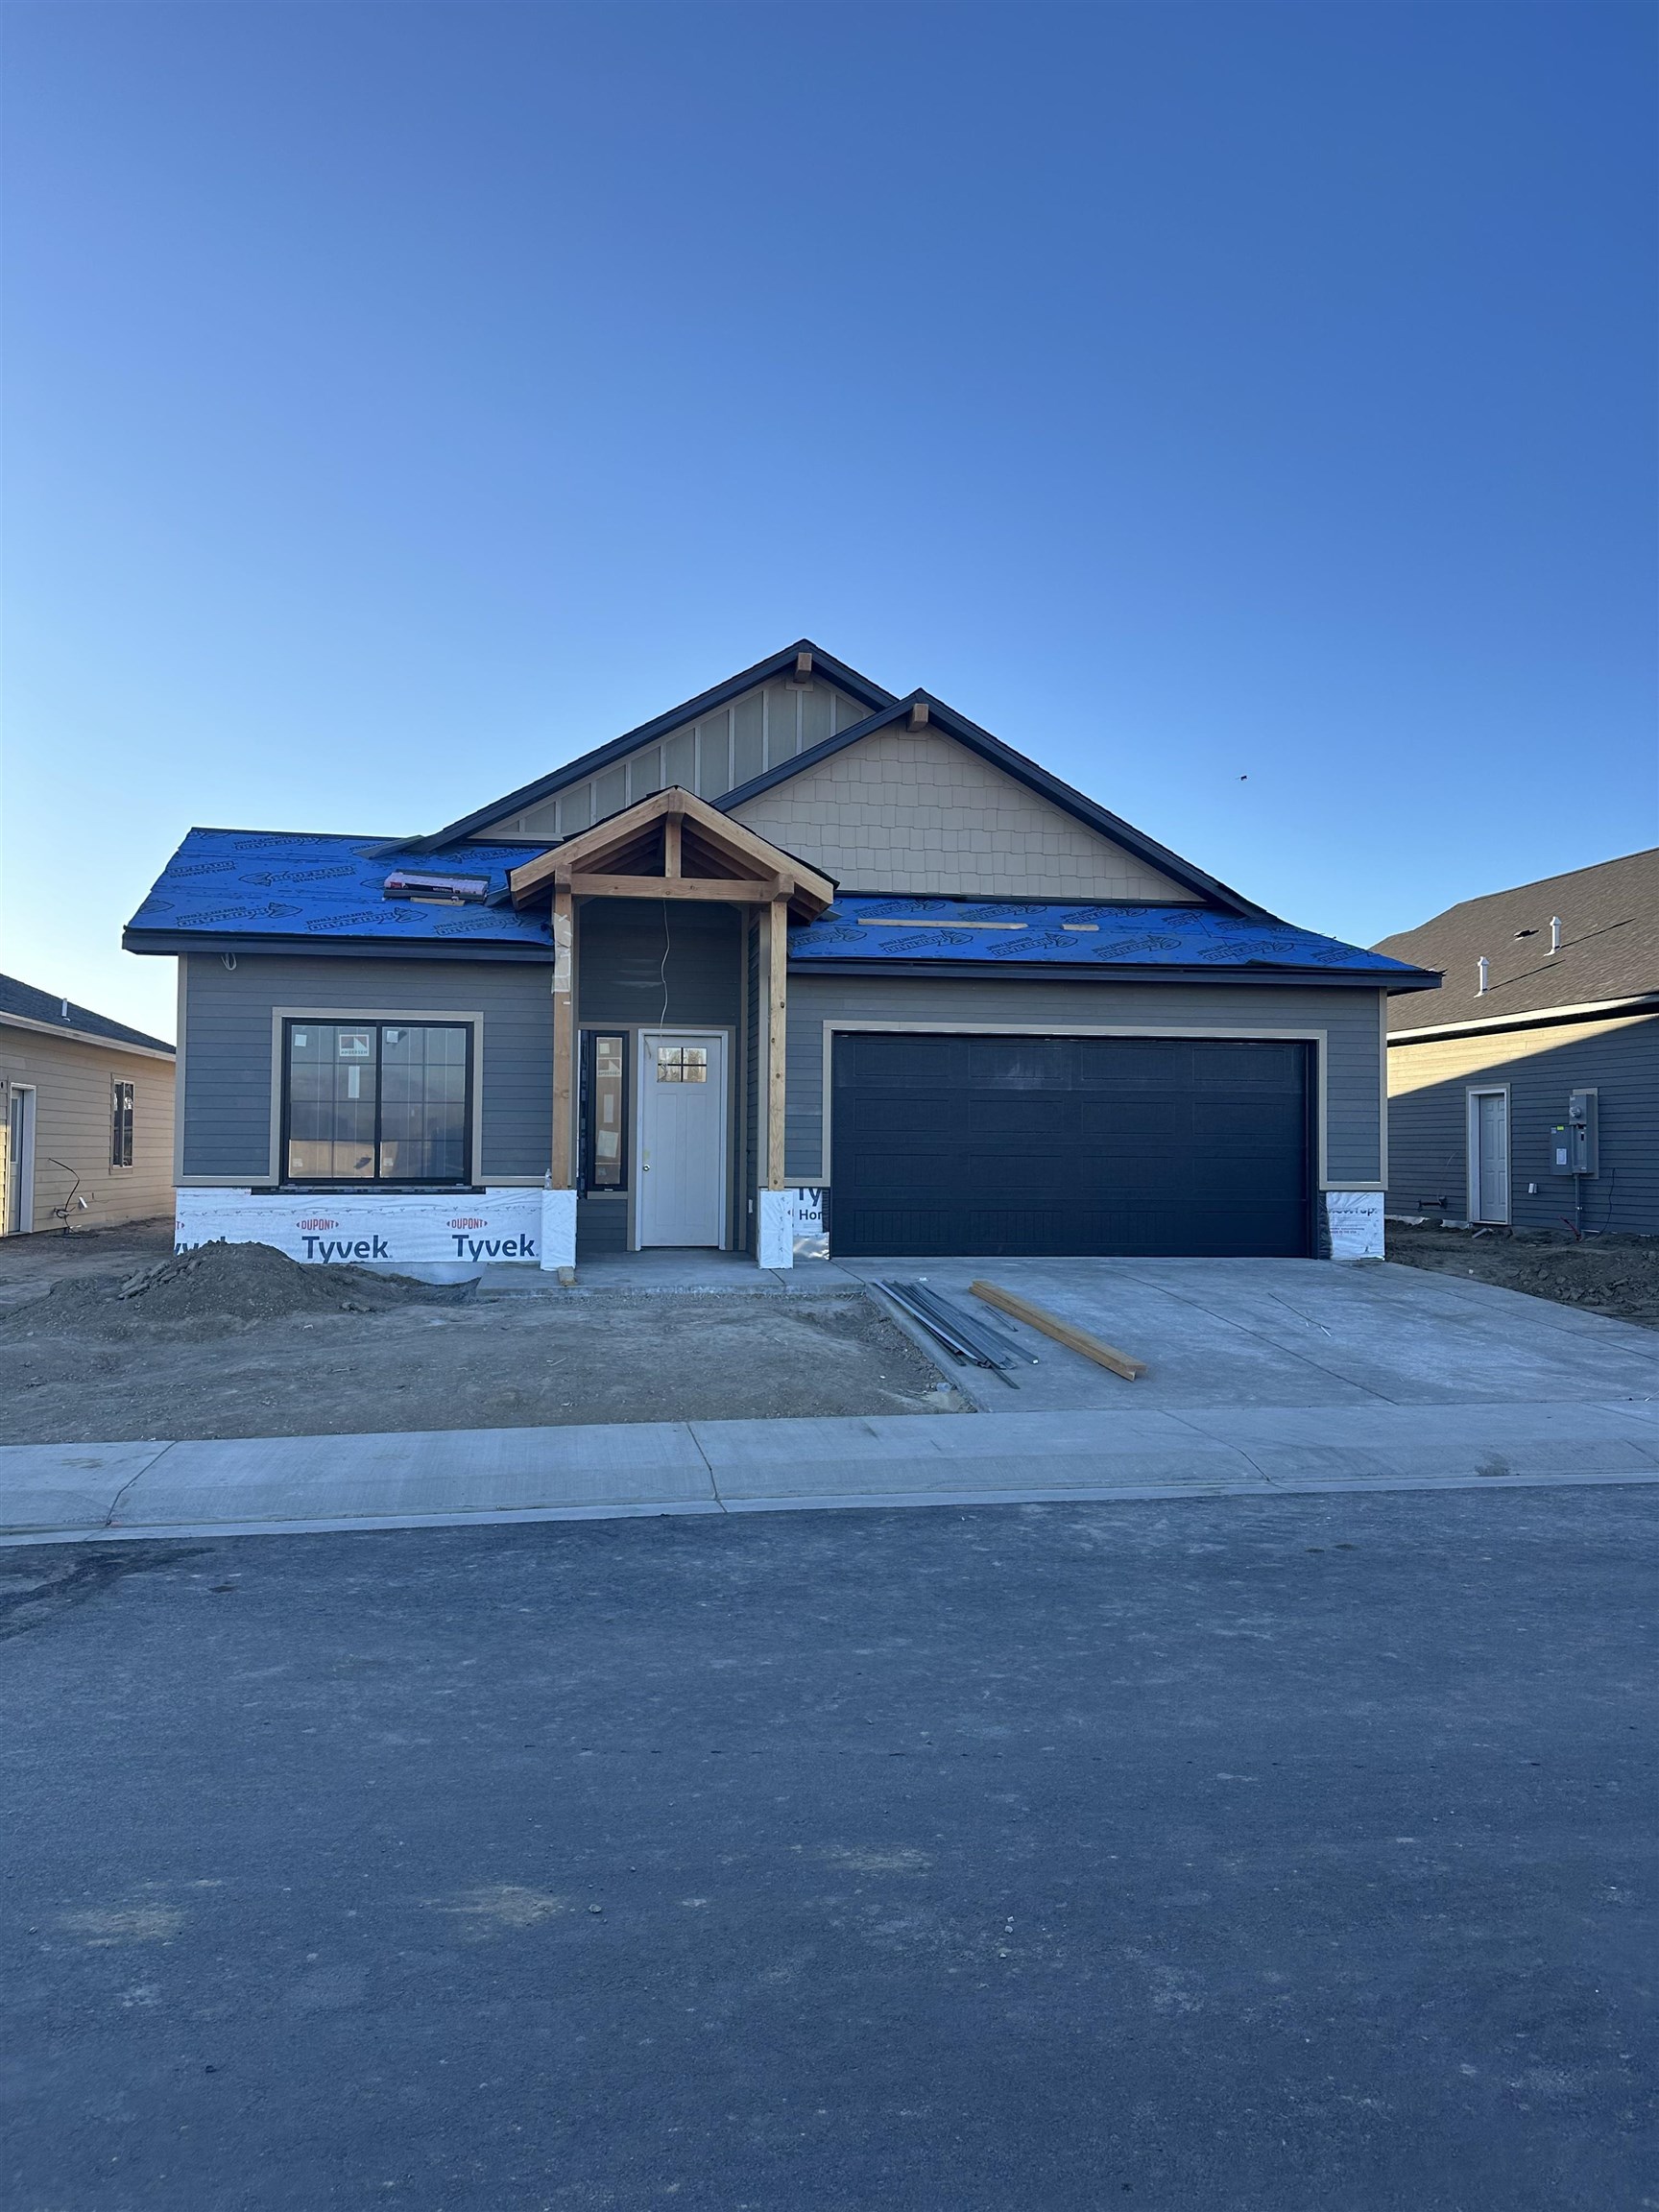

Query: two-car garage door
left=830, top=1032, right=1313, bottom=1259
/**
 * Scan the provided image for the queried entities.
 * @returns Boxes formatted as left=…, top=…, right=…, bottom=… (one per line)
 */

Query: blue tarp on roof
left=128, top=840, right=1430, bottom=981
left=787, top=897, right=1426, bottom=975
left=125, top=829, right=553, bottom=949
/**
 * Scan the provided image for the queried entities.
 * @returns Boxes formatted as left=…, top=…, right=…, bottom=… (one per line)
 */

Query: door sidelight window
left=581, top=1032, right=629, bottom=1190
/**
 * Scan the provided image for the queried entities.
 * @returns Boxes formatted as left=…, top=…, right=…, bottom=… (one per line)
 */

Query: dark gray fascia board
left=123, top=931, right=554, bottom=964
left=406, top=641, right=899, bottom=855
left=718, top=690, right=1274, bottom=921
left=787, top=958, right=1442, bottom=992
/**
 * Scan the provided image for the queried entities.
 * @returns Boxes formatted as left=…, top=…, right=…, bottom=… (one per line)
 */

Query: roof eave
left=0, top=1008, right=177, bottom=1057
left=787, top=957, right=1437, bottom=989
left=122, top=928, right=554, bottom=963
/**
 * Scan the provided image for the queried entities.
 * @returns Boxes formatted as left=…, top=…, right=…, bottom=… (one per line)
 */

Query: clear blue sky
left=4, top=1, right=1654, bottom=1038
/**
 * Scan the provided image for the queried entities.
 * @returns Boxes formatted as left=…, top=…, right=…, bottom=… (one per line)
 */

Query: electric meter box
left=1548, top=1090, right=1599, bottom=1176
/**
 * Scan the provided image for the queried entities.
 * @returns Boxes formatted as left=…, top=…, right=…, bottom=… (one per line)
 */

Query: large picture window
left=283, top=1021, right=472, bottom=1185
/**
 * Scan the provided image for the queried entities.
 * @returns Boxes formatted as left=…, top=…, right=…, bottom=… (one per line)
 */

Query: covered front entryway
left=830, top=1031, right=1314, bottom=1258
left=508, top=785, right=834, bottom=1271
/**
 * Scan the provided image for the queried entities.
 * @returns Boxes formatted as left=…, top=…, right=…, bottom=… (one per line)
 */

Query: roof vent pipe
left=1477, top=957, right=1489, bottom=996
left=1550, top=915, right=1562, bottom=953
left=60, top=998, right=69, bottom=1019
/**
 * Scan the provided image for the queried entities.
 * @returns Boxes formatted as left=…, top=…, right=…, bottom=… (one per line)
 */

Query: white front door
left=637, top=1031, right=727, bottom=1248
left=1470, top=1090, right=1510, bottom=1224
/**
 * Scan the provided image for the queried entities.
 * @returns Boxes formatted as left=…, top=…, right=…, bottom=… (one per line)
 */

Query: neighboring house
left=0, top=975, right=177, bottom=1237
left=1376, top=849, right=1658, bottom=1236
left=124, top=640, right=1438, bottom=1272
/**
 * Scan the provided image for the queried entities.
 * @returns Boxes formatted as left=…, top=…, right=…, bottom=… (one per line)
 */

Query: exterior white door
left=637, top=1032, right=727, bottom=1248
left=4, top=1085, right=35, bottom=1235
left=1470, top=1090, right=1510, bottom=1224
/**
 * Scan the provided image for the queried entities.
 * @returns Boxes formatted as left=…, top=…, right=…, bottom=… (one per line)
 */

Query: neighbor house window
left=282, top=1021, right=472, bottom=1184
left=110, top=1080, right=134, bottom=1168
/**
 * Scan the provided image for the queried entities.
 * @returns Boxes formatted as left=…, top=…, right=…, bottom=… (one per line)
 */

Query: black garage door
left=830, top=1032, right=1313, bottom=1258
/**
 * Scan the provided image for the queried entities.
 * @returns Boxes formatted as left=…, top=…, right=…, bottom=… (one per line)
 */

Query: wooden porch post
left=551, top=885, right=574, bottom=1187
left=766, top=895, right=788, bottom=1190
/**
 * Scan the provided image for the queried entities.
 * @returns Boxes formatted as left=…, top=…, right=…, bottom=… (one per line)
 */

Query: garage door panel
left=831, top=1032, right=1311, bottom=1259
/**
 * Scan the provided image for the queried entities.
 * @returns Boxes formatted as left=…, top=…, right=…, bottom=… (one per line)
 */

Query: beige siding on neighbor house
left=728, top=726, right=1199, bottom=900
left=0, top=1024, right=176, bottom=1235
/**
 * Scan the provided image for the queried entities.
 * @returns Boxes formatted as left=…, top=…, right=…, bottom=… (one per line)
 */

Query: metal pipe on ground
left=876, top=1281, right=1032, bottom=1388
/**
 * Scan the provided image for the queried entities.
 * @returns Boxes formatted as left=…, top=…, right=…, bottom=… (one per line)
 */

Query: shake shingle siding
left=180, top=953, right=552, bottom=1182
left=730, top=727, right=1198, bottom=900
left=1386, top=1013, right=1659, bottom=1234
left=784, top=974, right=1386, bottom=1188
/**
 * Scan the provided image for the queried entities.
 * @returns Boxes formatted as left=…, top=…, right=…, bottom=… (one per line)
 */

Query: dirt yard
left=0, top=1227, right=953, bottom=1444
left=1387, top=1219, right=1659, bottom=1329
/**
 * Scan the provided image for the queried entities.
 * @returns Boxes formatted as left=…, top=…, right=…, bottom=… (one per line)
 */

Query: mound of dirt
left=2, top=1238, right=469, bottom=1336
left=1387, top=1222, right=1659, bottom=1329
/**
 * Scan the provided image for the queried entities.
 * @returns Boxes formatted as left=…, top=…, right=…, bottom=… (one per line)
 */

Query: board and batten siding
left=0, top=1025, right=176, bottom=1232
left=1386, top=1011, right=1659, bottom=1235
left=180, top=953, right=552, bottom=1184
left=481, top=680, right=873, bottom=840
left=730, top=726, right=1199, bottom=901
left=784, top=974, right=1388, bottom=1190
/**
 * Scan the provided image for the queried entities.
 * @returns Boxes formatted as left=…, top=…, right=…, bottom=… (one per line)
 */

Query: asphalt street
left=4, top=1488, right=1654, bottom=2211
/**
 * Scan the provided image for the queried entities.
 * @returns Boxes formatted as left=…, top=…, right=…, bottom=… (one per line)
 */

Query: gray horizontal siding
left=784, top=974, right=1386, bottom=1189
left=577, top=901, right=741, bottom=1028
left=1386, top=1013, right=1659, bottom=1235
left=181, top=953, right=552, bottom=1182
left=577, top=1193, right=629, bottom=1257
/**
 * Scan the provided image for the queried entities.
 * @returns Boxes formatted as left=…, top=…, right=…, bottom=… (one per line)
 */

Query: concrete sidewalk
left=6, top=1397, right=1657, bottom=1544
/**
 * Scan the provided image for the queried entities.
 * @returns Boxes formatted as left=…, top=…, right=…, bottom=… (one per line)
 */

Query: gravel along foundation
left=0, top=1239, right=957, bottom=1444
left=1386, top=1221, right=1659, bottom=1330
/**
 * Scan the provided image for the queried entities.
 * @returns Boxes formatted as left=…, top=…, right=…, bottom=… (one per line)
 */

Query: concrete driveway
left=4, top=1258, right=1656, bottom=1542
left=840, top=1255, right=1659, bottom=1411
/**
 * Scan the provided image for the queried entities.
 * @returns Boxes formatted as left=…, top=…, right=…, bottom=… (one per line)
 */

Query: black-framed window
left=110, top=1079, right=134, bottom=1168
left=580, top=1030, right=628, bottom=1192
left=282, top=1021, right=473, bottom=1184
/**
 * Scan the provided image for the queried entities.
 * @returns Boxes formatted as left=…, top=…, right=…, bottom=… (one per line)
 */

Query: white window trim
left=109, top=1076, right=136, bottom=1172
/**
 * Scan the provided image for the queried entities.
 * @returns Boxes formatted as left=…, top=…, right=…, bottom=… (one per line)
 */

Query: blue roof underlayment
left=125, top=829, right=555, bottom=950
left=787, top=896, right=1424, bottom=976
left=128, top=835, right=1423, bottom=979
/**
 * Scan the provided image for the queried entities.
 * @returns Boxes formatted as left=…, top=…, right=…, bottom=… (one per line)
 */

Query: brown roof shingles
left=1377, top=848, right=1659, bottom=1034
